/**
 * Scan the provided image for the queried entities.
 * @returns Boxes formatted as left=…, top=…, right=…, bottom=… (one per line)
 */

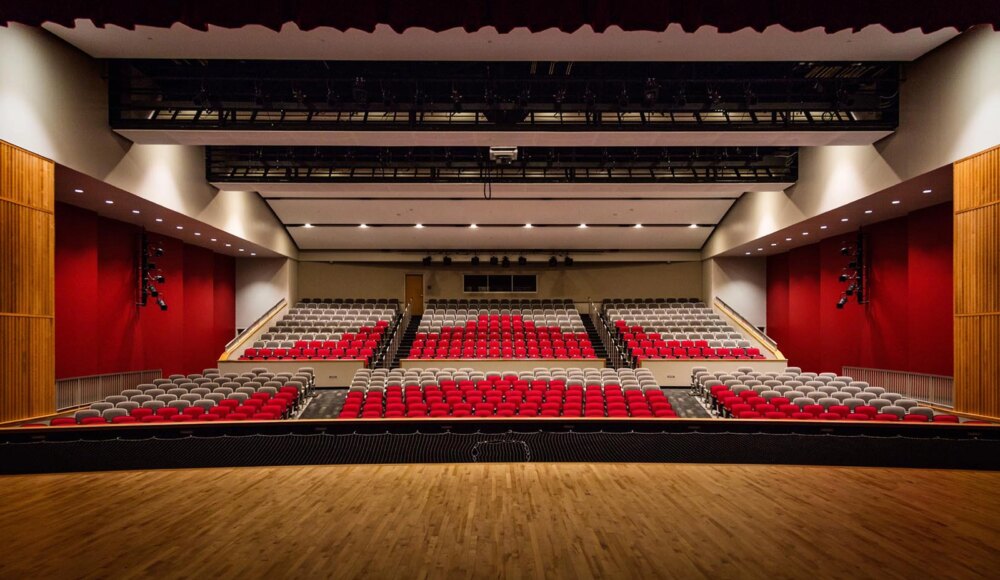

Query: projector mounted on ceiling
left=489, top=146, right=518, bottom=165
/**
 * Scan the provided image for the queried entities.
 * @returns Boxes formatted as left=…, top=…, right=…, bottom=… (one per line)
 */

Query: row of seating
left=342, top=367, right=675, bottom=418
left=36, top=368, right=313, bottom=426
left=340, top=384, right=675, bottom=418
left=245, top=299, right=399, bottom=364
left=695, top=366, right=961, bottom=423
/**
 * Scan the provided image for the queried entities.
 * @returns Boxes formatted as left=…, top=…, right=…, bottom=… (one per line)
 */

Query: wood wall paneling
left=0, top=141, right=55, bottom=422
left=954, top=145, right=1000, bottom=418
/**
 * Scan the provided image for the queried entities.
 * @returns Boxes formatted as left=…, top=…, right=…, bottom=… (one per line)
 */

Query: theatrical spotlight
left=549, top=256, right=558, bottom=267
left=154, top=275, right=165, bottom=284
left=564, top=256, right=574, bottom=266
left=157, top=298, right=168, bottom=311
left=147, top=284, right=158, bottom=298
left=443, top=256, right=453, bottom=266
left=471, top=256, right=480, bottom=266
left=846, top=284, right=856, bottom=297
left=836, top=295, right=848, bottom=309
left=501, top=256, right=511, bottom=268
left=838, top=273, right=849, bottom=283
left=840, top=246, right=851, bottom=256
left=422, top=256, right=432, bottom=265
left=490, top=256, right=499, bottom=266
left=518, top=256, right=527, bottom=266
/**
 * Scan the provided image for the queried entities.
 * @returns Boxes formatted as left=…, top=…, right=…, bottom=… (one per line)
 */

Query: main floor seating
left=410, top=299, right=596, bottom=359
left=605, top=298, right=765, bottom=361
left=43, top=367, right=313, bottom=426
left=339, top=367, right=674, bottom=418
left=696, top=365, right=961, bottom=423
left=240, top=299, right=398, bottom=364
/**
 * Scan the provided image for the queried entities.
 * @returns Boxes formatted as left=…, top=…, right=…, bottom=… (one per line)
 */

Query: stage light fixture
left=490, top=256, right=499, bottom=266
left=471, top=256, right=480, bottom=266
left=564, top=256, right=574, bottom=266
left=848, top=261, right=858, bottom=269
left=840, top=246, right=850, bottom=256
left=147, top=284, right=158, bottom=298
left=154, top=275, right=165, bottom=284
left=443, top=256, right=452, bottom=266
left=422, top=256, right=432, bottom=265
left=146, top=262, right=157, bottom=270
left=838, top=273, right=848, bottom=283
left=836, top=296, right=848, bottom=309
left=642, top=78, right=660, bottom=106
left=549, top=256, right=558, bottom=267
left=517, top=256, right=527, bottom=266
left=845, top=284, right=855, bottom=297
left=157, top=298, right=168, bottom=311
left=501, top=256, right=510, bottom=268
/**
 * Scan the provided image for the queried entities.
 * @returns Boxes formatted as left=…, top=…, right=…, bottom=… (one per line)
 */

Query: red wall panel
left=766, top=202, right=953, bottom=376
left=54, top=202, right=236, bottom=379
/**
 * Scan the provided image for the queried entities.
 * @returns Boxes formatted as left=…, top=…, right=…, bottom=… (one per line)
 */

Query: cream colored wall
left=702, top=257, right=767, bottom=328
left=297, top=261, right=703, bottom=305
left=235, top=258, right=298, bottom=329
left=705, top=25, right=1000, bottom=257
left=0, top=24, right=297, bottom=258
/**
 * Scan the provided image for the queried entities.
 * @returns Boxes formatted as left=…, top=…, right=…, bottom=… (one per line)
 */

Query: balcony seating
left=340, top=367, right=674, bottom=419
left=239, top=299, right=398, bottom=364
left=411, top=300, right=595, bottom=360
left=697, top=366, right=962, bottom=423
left=603, top=298, right=766, bottom=361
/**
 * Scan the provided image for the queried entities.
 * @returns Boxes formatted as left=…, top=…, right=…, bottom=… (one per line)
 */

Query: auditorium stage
left=1, top=463, right=997, bottom=578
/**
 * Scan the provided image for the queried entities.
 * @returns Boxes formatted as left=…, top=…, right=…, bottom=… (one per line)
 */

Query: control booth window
left=464, top=274, right=537, bottom=293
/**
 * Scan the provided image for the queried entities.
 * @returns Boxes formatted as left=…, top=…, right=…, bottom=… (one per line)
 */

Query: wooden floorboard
left=0, top=463, right=998, bottom=579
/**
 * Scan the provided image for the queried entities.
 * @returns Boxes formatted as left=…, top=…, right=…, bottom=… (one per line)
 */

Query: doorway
left=404, top=274, right=424, bottom=315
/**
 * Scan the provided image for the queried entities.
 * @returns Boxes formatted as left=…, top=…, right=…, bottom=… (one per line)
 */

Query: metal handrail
left=589, top=302, right=632, bottom=369
left=377, top=302, right=411, bottom=369
left=56, top=369, right=162, bottom=411
left=713, top=297, right=778, bottom=349
left=225, top=298, right=286, bottom=350
left=843, top=366, right=954, bottom=408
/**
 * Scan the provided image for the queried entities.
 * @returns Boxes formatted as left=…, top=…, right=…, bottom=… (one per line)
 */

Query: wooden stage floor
left=0, top=463, right=997, bottom=579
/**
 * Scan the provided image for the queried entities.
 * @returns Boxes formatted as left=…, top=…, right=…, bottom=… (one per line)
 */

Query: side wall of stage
left=766, top=202, right=952, bottom=376
left=55, top=202, right=236, bottom=378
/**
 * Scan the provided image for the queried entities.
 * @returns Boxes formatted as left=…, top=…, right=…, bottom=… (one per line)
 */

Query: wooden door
left=404, top=274, right=424, bottom=315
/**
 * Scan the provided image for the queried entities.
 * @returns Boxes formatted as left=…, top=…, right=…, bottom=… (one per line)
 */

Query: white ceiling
left=120, top=129, right=893, bottom=147
left=290, top=224, right=713, bottom=251
left=44, top=22, right=957, bottom=61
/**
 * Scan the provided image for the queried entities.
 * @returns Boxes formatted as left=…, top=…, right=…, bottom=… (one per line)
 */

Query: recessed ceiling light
left=250, top=252, right=256, bottom=256
left=771, top=243, right=777, bottom=246
left=359, top=224, right=369, bottom=229
left=757, top=248, right=764, bottom=251
left=524, top=223, right=533, bottom=229
left=469, top=224, right=478, bottom=229
left=73, top=188, right=84, bottom=193
left=864, top=210, right=873, bottom=214
left=155, top=218, right=163, bottom=223
left=634, top=224, right=643, bottom=229
left=820, top=225, right=828, bottom=230
left=225, top=243, right=231, bottom=247
left=238, top=248, right=245, bottom=252
left=745, top=251, right=751, bottom=255
left=578, top=223, right=588, bottom=229
left=892, top=200, right=901, bottom=205
left=922, top=189, right=932, bottom=194
left=841, top=218, right=849, bottom=222
left=210, top=238, right=217, bottom=242
left=303, top=223, right=314, bottom=228
left=688, top=224, right=698, bottom=229
left=104, top=200, right=114, bottom=205
left=785, top=237, right=792, bottom=241
left=802, top=232, right=809, bottom=235
left=132, top=210, right=140, bottom=214
left=176, top=226, right=183, bottom=230
left=194, top=232, right=201, bottom=236
left=414, top=223, right=424, bottom=229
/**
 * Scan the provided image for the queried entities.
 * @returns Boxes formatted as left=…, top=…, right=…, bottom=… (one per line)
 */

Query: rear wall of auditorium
left=54, top=203, right=236, bottom=379
left=766, top=202, right=952, bottom=376
left=297, top=261, right=704, bottom=304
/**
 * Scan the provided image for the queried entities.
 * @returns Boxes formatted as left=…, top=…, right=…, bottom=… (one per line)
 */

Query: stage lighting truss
left=836, top=231, right=868, bottom=309
left=138, top=232, right=167, bottom=310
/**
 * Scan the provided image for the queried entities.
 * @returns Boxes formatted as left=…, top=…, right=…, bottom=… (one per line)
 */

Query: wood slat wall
left=0, top=141, right=55, bottom=422
left=954, top=145, right=1000, bottom=419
